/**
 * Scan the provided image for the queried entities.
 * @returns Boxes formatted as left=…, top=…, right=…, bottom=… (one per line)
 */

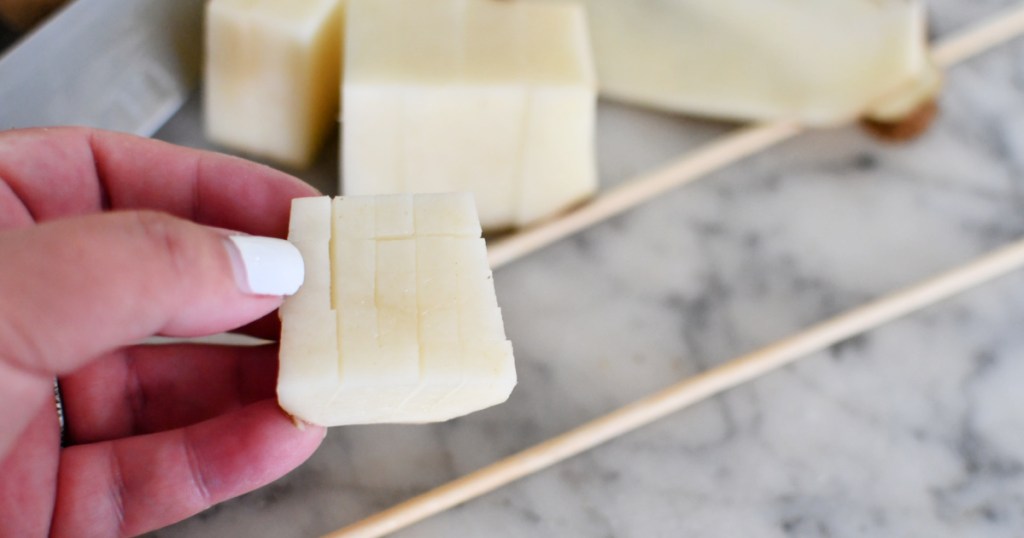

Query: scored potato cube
left=341, top=0, right=596, bottom=231
left=278, top=193, right=516, bottom=426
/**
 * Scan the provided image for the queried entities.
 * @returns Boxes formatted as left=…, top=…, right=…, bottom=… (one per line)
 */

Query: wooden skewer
left=487, top=3, right=1024, bottom=270
left=931, top=4, right=1024, bottom=67
left=326, top=5, right=1024, bottom=538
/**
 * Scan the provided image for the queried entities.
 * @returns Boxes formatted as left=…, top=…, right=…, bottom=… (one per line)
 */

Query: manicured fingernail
left=225, top=236, right=304, bottom=296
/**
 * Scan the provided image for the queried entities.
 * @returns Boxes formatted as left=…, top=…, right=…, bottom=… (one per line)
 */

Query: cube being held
left=278, top=193, right=516, bottom=427
left=342, top=0, right=597, bottom=231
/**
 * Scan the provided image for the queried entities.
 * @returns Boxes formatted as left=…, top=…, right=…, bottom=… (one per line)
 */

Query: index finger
left=0, top=127, right=319, bottom=237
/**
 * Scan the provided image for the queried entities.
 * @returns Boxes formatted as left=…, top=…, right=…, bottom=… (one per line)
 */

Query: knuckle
left=131, top=211, right=194, bottom=281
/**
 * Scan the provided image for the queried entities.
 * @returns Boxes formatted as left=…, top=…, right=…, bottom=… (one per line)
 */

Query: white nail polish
left=226, top=236, right=305, bottom=296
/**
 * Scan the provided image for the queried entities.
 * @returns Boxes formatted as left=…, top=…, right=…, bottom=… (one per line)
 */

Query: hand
left=0, top=127, right=326, bottom=536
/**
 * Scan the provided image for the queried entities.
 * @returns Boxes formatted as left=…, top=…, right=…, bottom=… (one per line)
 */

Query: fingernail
left=225, top=236, right=304, bottom=296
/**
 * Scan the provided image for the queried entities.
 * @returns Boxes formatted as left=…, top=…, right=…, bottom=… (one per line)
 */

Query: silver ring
left=54, top=377, right=66, bottom=446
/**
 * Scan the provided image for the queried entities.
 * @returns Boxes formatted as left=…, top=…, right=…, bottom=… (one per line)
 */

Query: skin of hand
left=0, top=127, right=327, bottom=536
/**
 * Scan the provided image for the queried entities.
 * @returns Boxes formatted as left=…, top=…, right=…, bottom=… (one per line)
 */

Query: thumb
left=0, top=210, right=303, bottom=377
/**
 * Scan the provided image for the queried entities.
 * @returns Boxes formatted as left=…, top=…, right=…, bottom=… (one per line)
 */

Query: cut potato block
left=204, top=0, right=344, bottom=169
left=341, top=0, right=597, bottom=231
left=278, top=193, right=516, bottom=426
left=546, top=0, right=933, bottom=126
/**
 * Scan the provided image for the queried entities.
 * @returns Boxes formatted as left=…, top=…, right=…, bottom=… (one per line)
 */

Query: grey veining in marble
left=153, top=1, right=1024, bottom=536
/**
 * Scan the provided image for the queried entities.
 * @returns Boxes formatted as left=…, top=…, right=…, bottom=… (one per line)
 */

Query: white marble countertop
left=153, top=2, right=1024, bottom=536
